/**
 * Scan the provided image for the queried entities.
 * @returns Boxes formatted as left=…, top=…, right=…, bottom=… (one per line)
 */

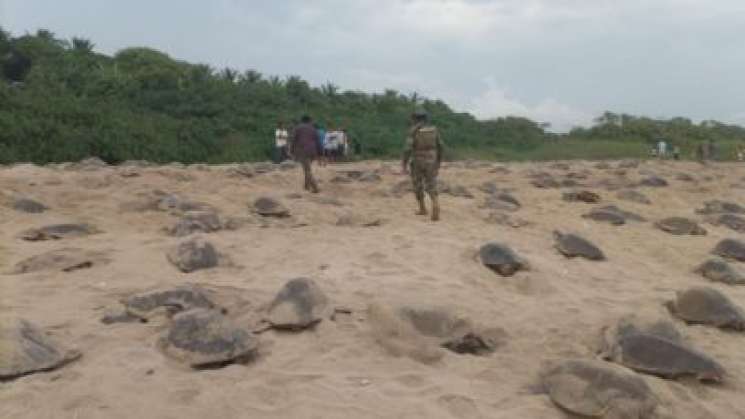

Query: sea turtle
left=12, top=248, right=110, bottom=274
left=0, top=318, right=81, bottom=380
left=278, top=160, right=298, bottom=171
left=562, top=190, right=601, bottom=203
left=666, top=287, right=745, bottom=330
left=675, top=173, right=696, bottom=182
left=598, top=205, right=646, bottom=222
left=655, top=217, right=707, bottom=236
left=478, top=181, right=499, bottom=195
left=582, top=209, right=626, bottom=226
left=618, top=160, right=640, bottom=169
left=266, top=278, right=329, bottom=330
left=600, top=316, right=725, bottom=382
left=595, top=162, right=611, bottom=170
left=482, top=193, right=521, bottom=212
left=253, top=197, right=290, bottom=217
left=167, top=210, right=222, bottom=237
left=156, top=193, right=211, bottom=214
left=616, top=190, right=651, bottom=205
left=18, top=223, right=95, bottom=241
left=694, top=259, right=745, bottom=285
left=542, top=359, right=657, bottom=419
left=11, top=198, right=48, bottom=214
left=358, top=171, right=382, bottom=183
left=553, top=231, right=606, bottom=261
left=478, top=242, right=528, bottom=276
left=712, top=239, right=745, bottom=262
left=484, top=212, right=531, bottom=228
left=550, top=162, right=571, bottom=171
left=439, top=182, right=474, bottom=199
left=639, top=176, right=668, bottom=187
left=122, top=285, right=218, bottom=321
left=441, top=332, right=499, bottom=356
left=166, top=239, right=219, bottom=273
left=159, top=308, right=258, bottom=368
left=532, top=176, right=561, bottom=189
left=696, top=200, right=745, bottom=215
left=709, top=213, right=745, bottom=233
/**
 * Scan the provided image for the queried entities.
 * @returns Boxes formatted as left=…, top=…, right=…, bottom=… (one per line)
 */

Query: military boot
left=416, top=197, right=428, bottom=216
left=431, top=196, right=440, bottom=221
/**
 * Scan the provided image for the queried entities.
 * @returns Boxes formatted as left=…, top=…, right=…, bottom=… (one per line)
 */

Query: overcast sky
left=3, top=0, right=745, bottom=131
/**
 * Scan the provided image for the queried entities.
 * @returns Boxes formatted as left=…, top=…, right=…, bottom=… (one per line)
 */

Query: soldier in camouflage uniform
left=402, top=110, right=444, bottom=221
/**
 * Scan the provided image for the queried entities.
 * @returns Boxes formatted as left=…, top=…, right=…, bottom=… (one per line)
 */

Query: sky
left=2, top=0, right=745, bottom=132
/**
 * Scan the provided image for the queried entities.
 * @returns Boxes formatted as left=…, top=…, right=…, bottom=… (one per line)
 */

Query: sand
left=1, top=159, right=745, bottom=419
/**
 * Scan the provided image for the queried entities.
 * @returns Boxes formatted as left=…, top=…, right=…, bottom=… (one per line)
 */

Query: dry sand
left=1, top=159, right=745, bottom=419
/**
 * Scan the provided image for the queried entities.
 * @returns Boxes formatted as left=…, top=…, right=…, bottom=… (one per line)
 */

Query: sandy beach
left=2, top=158, right=745, bottom=419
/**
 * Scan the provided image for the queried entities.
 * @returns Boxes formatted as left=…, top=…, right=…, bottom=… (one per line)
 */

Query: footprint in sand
left=167, top=388, right=201, bottom=404
left=437, top=394, right=482, bottom=419
left=394, top=373, right=429, bottom=389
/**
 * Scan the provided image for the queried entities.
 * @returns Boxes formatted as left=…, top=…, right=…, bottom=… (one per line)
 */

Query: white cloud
left=467, top=80, right=593, bottom=132
left=5, top=0, right=745, bottom=129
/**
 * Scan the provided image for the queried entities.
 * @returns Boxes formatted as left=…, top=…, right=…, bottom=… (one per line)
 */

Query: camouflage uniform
left=403, top=122, right=443, bottom=220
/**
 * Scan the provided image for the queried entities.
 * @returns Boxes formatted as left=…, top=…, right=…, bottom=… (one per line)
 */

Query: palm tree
left=71, top=37, right=95, bottom=53
left=268, top=75, right=284, bottom=90
left=409, top=91, right=420, bottom=105
left=321, top=82, right=339, bottom=97
left=220, top=67, right=238, bottom=83
left=240, top=69, right=262, bottom=84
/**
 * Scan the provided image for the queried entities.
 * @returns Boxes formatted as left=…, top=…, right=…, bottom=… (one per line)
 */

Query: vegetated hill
left=2, top=28, right=744, bottom=164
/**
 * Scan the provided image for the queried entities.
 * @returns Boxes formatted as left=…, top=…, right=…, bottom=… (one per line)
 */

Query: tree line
left=1, top=28, right=744, bottom=164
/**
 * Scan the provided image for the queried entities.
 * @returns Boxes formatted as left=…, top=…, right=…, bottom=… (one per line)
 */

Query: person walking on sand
left=402, top=110, right=444, bottom=222
left=291, top=115, right=321, bottom=193
left=657, top=139, right=667, bottom=159
left=274, top=121, right=289, bottom=163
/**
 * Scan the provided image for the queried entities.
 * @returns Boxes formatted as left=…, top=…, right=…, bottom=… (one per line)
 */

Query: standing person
left=708, top=139, right=718, bottom=161
left=737, top=144, right=745, bottom=162
left=315, top=123, right=327, bottom=165
left=672, top=145, right=681, bottom=161
left=291, top=115, right=321, bottom=193
left=696, top=142, right=708, bottom=164
left=324, top=128, right=339, bottom=163
left=339, top=128, right=349, bottom=159
left=402, top=110, right=444, bottom=222
left=657, top=139, right=667, bottom=159
left=274, top=121, right=289, bottom=163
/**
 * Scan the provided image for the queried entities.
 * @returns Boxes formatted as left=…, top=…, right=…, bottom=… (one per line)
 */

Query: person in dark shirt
left=290, top=115, right=322, bottom=193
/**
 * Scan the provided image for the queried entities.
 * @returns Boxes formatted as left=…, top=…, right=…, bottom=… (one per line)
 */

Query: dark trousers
left=300, top=158, right=319, bottom=192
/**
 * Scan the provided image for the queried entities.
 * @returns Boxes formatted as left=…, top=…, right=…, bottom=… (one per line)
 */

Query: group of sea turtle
left=478, top=166, right=745, bottom=418
left=4, top=160, right=745, bottom=418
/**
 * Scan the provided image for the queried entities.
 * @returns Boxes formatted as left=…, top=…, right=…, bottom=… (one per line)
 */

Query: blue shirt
left=317, top=129, right=326, bottom=147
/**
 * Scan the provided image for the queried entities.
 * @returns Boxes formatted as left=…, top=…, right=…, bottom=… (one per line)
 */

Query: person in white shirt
left=657, top=140, right=667, bottom=159
left=324, top=129, right=340, bottom=162
left=338, top=129, right=349, bottom=158
left=275, top=122, right=289, bottom=163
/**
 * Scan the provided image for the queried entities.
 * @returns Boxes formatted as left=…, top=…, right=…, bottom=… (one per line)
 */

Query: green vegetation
left=1, top=28, right=745, bottom=164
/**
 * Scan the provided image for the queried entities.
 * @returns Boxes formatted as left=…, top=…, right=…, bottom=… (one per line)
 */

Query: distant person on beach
left=340, top=129, right=349, bottom=158
left=324, top=127, right=340, bottom=163
left=315, top=123, right=327, bottom=165
left=657, top=140, right=667, bottom=159
left=696, top=142, right=708, bottom=163
left=708, top=139, right=718, bottom=161
left=274, top=121, right=289, bottom=163
left=402, top=110, right=444, bottom=222
left=291, top=115, right=322, bottom=193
